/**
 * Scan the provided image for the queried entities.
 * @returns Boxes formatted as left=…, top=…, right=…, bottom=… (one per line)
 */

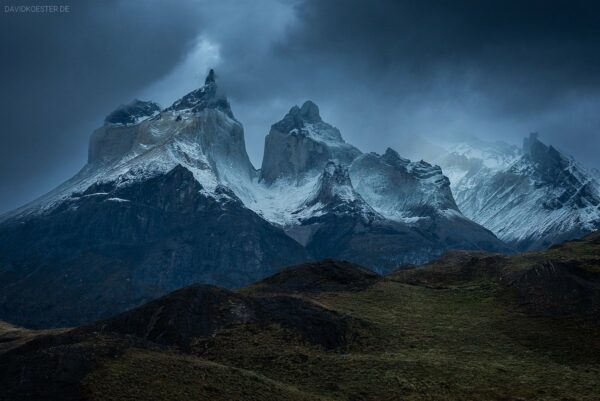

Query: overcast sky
left=1, top=0, right=600, bottom=213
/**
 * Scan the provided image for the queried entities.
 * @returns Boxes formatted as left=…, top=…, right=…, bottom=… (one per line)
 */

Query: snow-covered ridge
left=350, top=148, right=460, bottom=224
left=2, top=72, right=256, bottom=223
left=273, top=101, right=344, bottom=146
left=10, top=67, right=593, bottom=254
left=2, top=69, right=492, bottom=255
left=295, top=160, right=380, bottom=224
left=439, top=133, right=600, bottom=249
left=104, top=99, right=161, bottom=126
left=437, top=137, right=521, bottom=189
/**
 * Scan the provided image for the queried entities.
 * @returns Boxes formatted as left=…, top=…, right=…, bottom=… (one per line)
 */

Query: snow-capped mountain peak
left=164, top=68, right=233, bottom=118
left=285, top=160, right=381, bottom=226
left=349, top=148, right=459, bottom=223
left=104, top=99, right=161, bottom=126
left=277, top=101, right=346, bottom=146
left=300, top=161, right=378, bottom=222
left=2, top=70, right=508, bottom=281
left=306, top=161, right=354, bottom=206
left=380, top=147, right=411, bottom=166
left=260, top=100, right=361, bottom=184
left=440, top=133, right=600, bottom=250
left=3, top=69, right=257, bottom=222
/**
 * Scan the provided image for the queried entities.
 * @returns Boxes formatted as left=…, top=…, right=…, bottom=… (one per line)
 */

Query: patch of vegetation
left=2, top=232, right=600, bottom=400
left=195, top=280, right=600, bottom=400
left=83, top=349, right=327, bottom=401
left=511, top=233, right=600, bottom=274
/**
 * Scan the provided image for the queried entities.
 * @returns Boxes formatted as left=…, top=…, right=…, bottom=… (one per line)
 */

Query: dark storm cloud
left=214, top=0, right=600, bottom=171
left=0, top=0, right=203, bottom=212
left=2, top=0, right=600, bottom=213
left=283, top=0, right=600, bottom=111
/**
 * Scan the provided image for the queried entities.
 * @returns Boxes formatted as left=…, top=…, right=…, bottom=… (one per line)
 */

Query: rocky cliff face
left=281, top=158, right=507, bottom=271
left=345, top=148, right=508, bottom=262
left=4, top=71, right=256, bottom=225
left=164, top=68, right=233, bottom=117
left=0, top=165, right=308, bottom=328
left=103, top=99, right=161, bottom=126
left=298, top=161, right=379, bottom=223
left=259, top=101, right=361, bottom=184
left=350, top=148, right=459, bottom=222
left=439, top=134, right=600, bottom=250
left=0, top=71, right=306, bottom=328
left=0, top=70, right=510, bottom=328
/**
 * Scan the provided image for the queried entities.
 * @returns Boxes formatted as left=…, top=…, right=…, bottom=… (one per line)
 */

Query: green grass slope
left=1, top=233, right=599, bottom=401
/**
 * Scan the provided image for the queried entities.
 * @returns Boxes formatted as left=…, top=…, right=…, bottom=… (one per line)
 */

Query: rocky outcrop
left=89, top=100, right=161, bottom=164
left=350, top=148, right=459, bottom=221
left=164, top=68, right=233, bottom=118
left=104, top=99, right=161, bottom=126
left=297, top=160, right=380, bottom=223
left=259, top=101, right=361, bottom=184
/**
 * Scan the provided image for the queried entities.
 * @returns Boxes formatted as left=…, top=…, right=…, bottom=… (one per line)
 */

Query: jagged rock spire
left=306, top=161, right=354, bottom=207
left=205, top=68, right=216, bottom=85
left=164, top=68, right=233, bottom=117
left=297, top=100, right=321, bottom=123
left=521, top=132, right=564, bottom=175
left=298, top=160, right=380, bottom=224
left=260, top=100, right=361, bottom=184
left=523, top=132, right=542, bottom=155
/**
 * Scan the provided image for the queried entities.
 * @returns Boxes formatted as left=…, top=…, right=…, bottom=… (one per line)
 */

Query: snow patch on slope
left=438, top=133, right=600, bottom=248
left=350, top=148, right=461, bottom=224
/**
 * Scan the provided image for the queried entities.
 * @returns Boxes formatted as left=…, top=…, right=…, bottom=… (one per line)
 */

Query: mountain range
left=0, top=69, right=598, bottom=328
left=437, top=134, right=600, bottom=250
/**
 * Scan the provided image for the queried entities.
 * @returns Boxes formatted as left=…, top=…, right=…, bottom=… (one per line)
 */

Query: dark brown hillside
left=1, top=233, right=600, bottom=401
left=246, top=259, right=380, bottom=294
left=81, top=283, right=368, bottom=351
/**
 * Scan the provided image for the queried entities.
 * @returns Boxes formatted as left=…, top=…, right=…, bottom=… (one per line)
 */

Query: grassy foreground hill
left=1, top=235, right=600, bottom=401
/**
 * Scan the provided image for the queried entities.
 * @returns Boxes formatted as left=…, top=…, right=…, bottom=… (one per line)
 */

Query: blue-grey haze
left=1, top=0, right=600, bottom=213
